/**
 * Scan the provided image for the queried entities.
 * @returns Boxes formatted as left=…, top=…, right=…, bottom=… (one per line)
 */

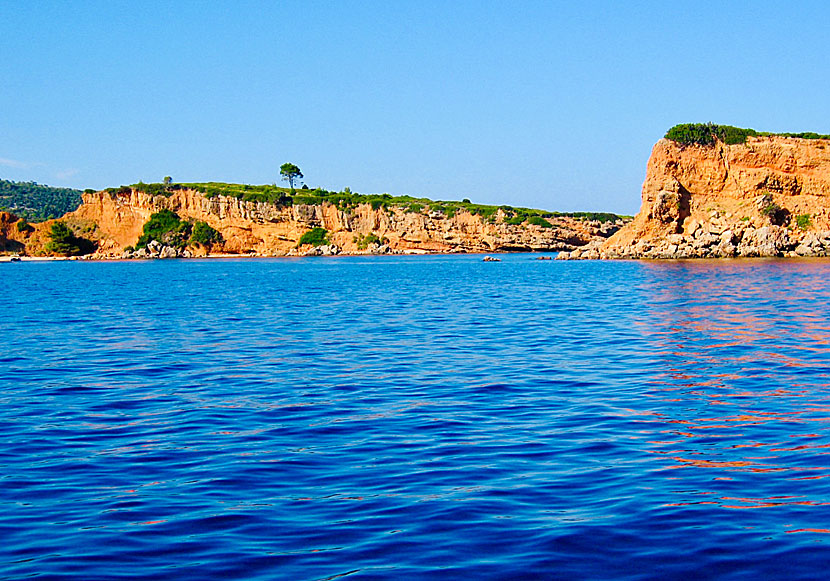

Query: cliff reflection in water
left=637, top=260, right=830, bottom=517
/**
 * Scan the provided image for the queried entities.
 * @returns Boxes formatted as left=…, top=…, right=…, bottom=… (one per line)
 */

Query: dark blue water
left=3, top=255, right=830, bottom=579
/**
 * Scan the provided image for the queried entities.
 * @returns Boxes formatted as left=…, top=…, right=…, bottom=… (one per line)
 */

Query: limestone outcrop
left=559, top=135, right=830, bottom=259
left=64, top=188, right=624, bottom=258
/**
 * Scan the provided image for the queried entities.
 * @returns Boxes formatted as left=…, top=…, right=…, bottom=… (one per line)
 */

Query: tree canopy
left=0, top=179, right=82, bottom=221
left=189, top=221, right=223, bottom=247
left=43, top=221, right=94, bottom=256
left=298, top=227, right=329, bottom=247
left=280, top=163, right=303, bottom=190
left=135, top=209, right=191, bottom=249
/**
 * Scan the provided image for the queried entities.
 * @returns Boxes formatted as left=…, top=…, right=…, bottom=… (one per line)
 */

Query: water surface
left=3, top=255, right=830, bottom=579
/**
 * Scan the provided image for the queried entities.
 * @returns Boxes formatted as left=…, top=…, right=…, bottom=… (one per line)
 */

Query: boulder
left=739, top=225, right=790, bottom=257
left=159, top=245, right=179, bottom=259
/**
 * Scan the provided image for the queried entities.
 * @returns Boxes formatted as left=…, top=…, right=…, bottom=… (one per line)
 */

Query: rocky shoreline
left=558, top=225, right=830, bottom=260
left=119, top=239, right=402, bottom=260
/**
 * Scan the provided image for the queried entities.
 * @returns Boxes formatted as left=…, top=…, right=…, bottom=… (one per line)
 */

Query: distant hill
left=0, top=179, right=84, bottom=222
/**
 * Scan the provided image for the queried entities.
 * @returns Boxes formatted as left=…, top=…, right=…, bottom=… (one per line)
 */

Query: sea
left=3, top=254, right=830, bottom=579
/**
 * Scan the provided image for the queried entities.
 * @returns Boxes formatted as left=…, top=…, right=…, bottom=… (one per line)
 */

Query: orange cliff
left=559, top=135, right=830, bottom=259
left=46, top=188, right=624, bottom=258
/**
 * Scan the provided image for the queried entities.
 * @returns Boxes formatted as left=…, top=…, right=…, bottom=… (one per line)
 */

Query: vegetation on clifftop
left=117, top=181, right=625, bottom=224
left=279, top=162, right=303, bottom=191
left=0, top=179, right=83, bottom=221
left=666, top=123, right=830, bottom=146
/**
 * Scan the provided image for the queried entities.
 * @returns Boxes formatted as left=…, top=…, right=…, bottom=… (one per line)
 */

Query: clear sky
left=2, top=1, right=828, bottom=214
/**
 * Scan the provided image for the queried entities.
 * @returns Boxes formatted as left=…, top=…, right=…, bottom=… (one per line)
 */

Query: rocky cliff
left=560, top=134, right=830, bottom=259
left=0, top=212, right=27, bottom=253
left=55, top=188, right=624, bottom=258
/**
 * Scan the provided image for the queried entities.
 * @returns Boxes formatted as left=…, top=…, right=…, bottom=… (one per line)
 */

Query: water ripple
left=2, top=257, right=830, bottom=578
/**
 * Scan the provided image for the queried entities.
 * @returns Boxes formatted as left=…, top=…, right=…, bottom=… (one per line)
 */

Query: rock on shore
left=121, top=239, right=194, bottom=259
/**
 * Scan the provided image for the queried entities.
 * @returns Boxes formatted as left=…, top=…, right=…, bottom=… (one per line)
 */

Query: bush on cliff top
left=666, top=123, right=830, bottom=146
left=526, top=215, right=553, bottom=228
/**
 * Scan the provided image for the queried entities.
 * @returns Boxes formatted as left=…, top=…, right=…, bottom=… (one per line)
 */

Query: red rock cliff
left=561, top=135, right=830, bottom=259
left=68, top=188, right=619, bottom=257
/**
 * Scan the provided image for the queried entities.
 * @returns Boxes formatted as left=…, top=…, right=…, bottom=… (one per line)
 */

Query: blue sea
left=3, top=255, right=830, bottom=579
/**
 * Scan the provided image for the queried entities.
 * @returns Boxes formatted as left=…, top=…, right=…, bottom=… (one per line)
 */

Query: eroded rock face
left=66, top=188, right=625, bottom=258
left=562, top=135, right=830, bottom=259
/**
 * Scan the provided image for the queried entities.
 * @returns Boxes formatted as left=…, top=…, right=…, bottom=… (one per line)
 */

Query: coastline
left=7, top=250, right=830, bottom=264
left=0, top=249, right=562, bottom=263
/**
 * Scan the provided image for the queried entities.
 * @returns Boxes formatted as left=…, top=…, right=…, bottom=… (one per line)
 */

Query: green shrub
left=569, top=212, right=623, bottom=222
left=466, top=205, right=498, bottom=221
left=354, top=232, right=388, bottom=249
left=775, top=132, right=830, bottom=140
left=666, top=123, right=830, bottom=147
left=44, top=221, right=90, bottom=256
left=527, top=215, right=553, bottom=228
left=298, top=227, right=329, bottom=247
left=132, top=181, right=174, bottom=197
left=760, top=202, right=789, bottom=225
left=136, top=209, right=191, bottom=249
left=665, top=123, right=758, bottom=146
left=16, top=218, right=31, bottom=233
left=189, top=221, right=223, bottom=246
left=795, top=214, right=811, bottom=230
left=760, top=202, right=781, bottom=218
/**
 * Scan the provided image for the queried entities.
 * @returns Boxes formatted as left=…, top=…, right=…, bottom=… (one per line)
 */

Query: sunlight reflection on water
left=638, top=261, right=830, bottom=519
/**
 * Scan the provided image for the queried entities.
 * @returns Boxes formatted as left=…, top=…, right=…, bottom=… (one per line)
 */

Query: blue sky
left=2, top=1, right=828, bottom=213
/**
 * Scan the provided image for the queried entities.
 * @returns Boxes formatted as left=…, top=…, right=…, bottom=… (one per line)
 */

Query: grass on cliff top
left=109, top=181, right=625, bottom=223
left=666, top=123, right=830, bottom=146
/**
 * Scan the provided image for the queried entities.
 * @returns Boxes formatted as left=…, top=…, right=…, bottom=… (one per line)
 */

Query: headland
left=559, top=124, right=830, bottom=259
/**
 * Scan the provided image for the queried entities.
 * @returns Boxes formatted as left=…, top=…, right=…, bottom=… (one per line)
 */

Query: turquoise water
left=3, top=255, right=830, bottom=579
